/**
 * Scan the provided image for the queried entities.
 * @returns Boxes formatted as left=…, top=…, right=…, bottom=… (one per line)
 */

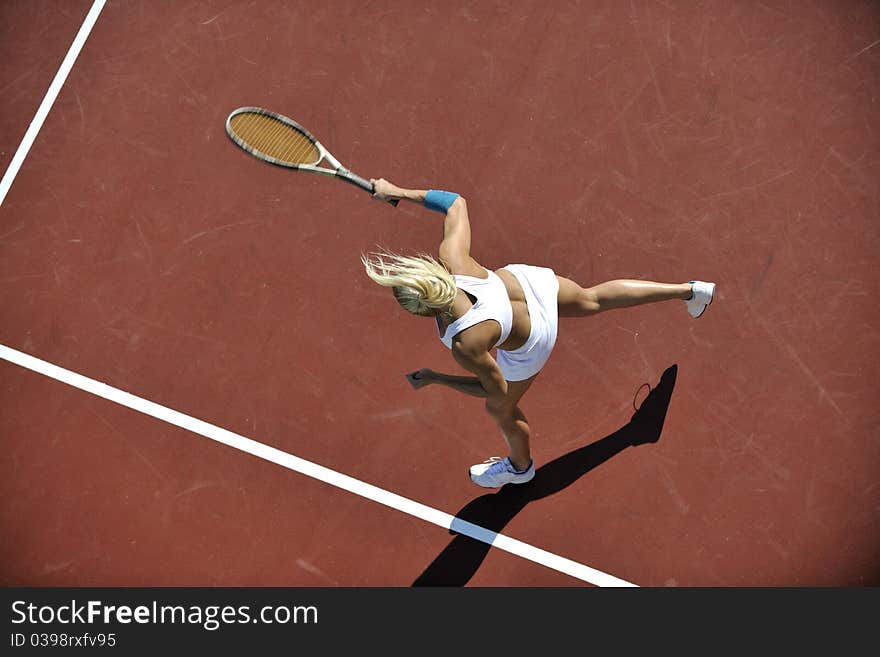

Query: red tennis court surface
left=1, top=0, right=878, bottom=586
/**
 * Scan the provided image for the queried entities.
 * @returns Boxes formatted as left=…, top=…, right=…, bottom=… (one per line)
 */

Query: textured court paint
left=3, top=0, right=877, bottom=587
left=0, top=344, right=637, bottom=588
left=0, top=0, right=106, bottom=207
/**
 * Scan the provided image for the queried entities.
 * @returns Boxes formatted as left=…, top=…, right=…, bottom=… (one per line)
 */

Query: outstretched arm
left=406, top=369, right=488, bottom=398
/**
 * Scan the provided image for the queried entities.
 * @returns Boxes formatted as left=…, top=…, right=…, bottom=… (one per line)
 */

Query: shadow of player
left=412, top=364, right=678, bottom=586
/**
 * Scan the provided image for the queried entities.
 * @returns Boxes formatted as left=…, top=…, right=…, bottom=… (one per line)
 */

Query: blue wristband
left=424, top=189, right=460, bottom=213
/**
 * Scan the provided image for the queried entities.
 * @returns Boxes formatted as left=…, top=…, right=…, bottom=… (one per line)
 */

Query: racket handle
left=340, top=170, right=399, bottom=207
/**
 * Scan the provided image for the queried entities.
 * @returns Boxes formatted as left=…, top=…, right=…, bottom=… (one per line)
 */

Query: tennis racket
left=225, top=106, right=397, bottom=206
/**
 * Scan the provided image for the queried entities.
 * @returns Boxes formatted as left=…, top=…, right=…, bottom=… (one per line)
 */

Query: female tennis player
left=362, top=179, right=715, bottom=488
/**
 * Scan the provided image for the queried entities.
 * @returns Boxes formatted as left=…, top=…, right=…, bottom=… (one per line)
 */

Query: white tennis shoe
left=685, top=281, right=715, bottom=318
left=469, top=457, right=535, bottom=488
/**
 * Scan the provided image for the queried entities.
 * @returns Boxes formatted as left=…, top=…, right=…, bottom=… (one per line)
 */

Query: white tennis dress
left=436, top=265, right=560, bottom=381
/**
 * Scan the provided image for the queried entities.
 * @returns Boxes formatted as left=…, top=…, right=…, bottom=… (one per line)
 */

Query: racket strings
left=250, top=114, right=298, bottom=160
left=248, top=114, right=285, bottom=154
left=230, top=112, right=319, bottom=165
left=245, top=113, right=283, bottom=153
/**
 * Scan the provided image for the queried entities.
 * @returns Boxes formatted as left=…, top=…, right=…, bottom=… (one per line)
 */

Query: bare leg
left=411, top=369, right=539, bottom=472
left=486, top=376, right=538, bottom=471
left=495, top=406, right=532, bottom=471
left=557, top=277, right=692, bottom=317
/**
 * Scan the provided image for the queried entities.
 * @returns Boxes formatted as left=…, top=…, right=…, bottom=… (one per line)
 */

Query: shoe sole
left=468, top=471, right=536, bottom=488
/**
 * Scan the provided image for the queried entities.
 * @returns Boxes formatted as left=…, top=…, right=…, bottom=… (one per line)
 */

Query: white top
left=436, top=269, right=513, bottom=349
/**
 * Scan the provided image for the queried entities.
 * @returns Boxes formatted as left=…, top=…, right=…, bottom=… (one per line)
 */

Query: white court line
left=0, top=0, right=106, bottom=208
left=1, top=344, right=637, bottom=587
left=0, top=0, right=636, bottom=587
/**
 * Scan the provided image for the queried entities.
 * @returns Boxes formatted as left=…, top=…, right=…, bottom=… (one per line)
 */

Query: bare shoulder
left=439, top=253, right=488, bottom=278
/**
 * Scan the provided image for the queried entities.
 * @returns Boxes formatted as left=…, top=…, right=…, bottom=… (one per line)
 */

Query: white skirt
left=495, top=264, right=560, bottom=382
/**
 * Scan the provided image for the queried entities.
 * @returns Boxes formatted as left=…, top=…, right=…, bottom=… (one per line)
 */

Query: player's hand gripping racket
left=225, top=107, right=397, bottom=206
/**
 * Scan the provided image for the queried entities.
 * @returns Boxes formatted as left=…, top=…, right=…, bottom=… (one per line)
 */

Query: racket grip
left=340, top=170, right=399, bottom=206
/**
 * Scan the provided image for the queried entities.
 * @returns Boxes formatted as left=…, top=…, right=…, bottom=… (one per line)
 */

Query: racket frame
left=226, top=107, right=395, bottom=204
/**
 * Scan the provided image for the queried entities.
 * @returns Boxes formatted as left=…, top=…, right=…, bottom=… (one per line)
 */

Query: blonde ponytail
left=361, top=250, right=457, bottom=316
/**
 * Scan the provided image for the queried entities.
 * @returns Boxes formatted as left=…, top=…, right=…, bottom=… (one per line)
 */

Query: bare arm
left=451, top=341, right=510, bottom=414
left=406, top=369, right=488, bottom=398
left=370, top=178, right=429, bottom=205
left=451, top=341, right=533, bottom=471
left=370, top=178, right=479, bottom=275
